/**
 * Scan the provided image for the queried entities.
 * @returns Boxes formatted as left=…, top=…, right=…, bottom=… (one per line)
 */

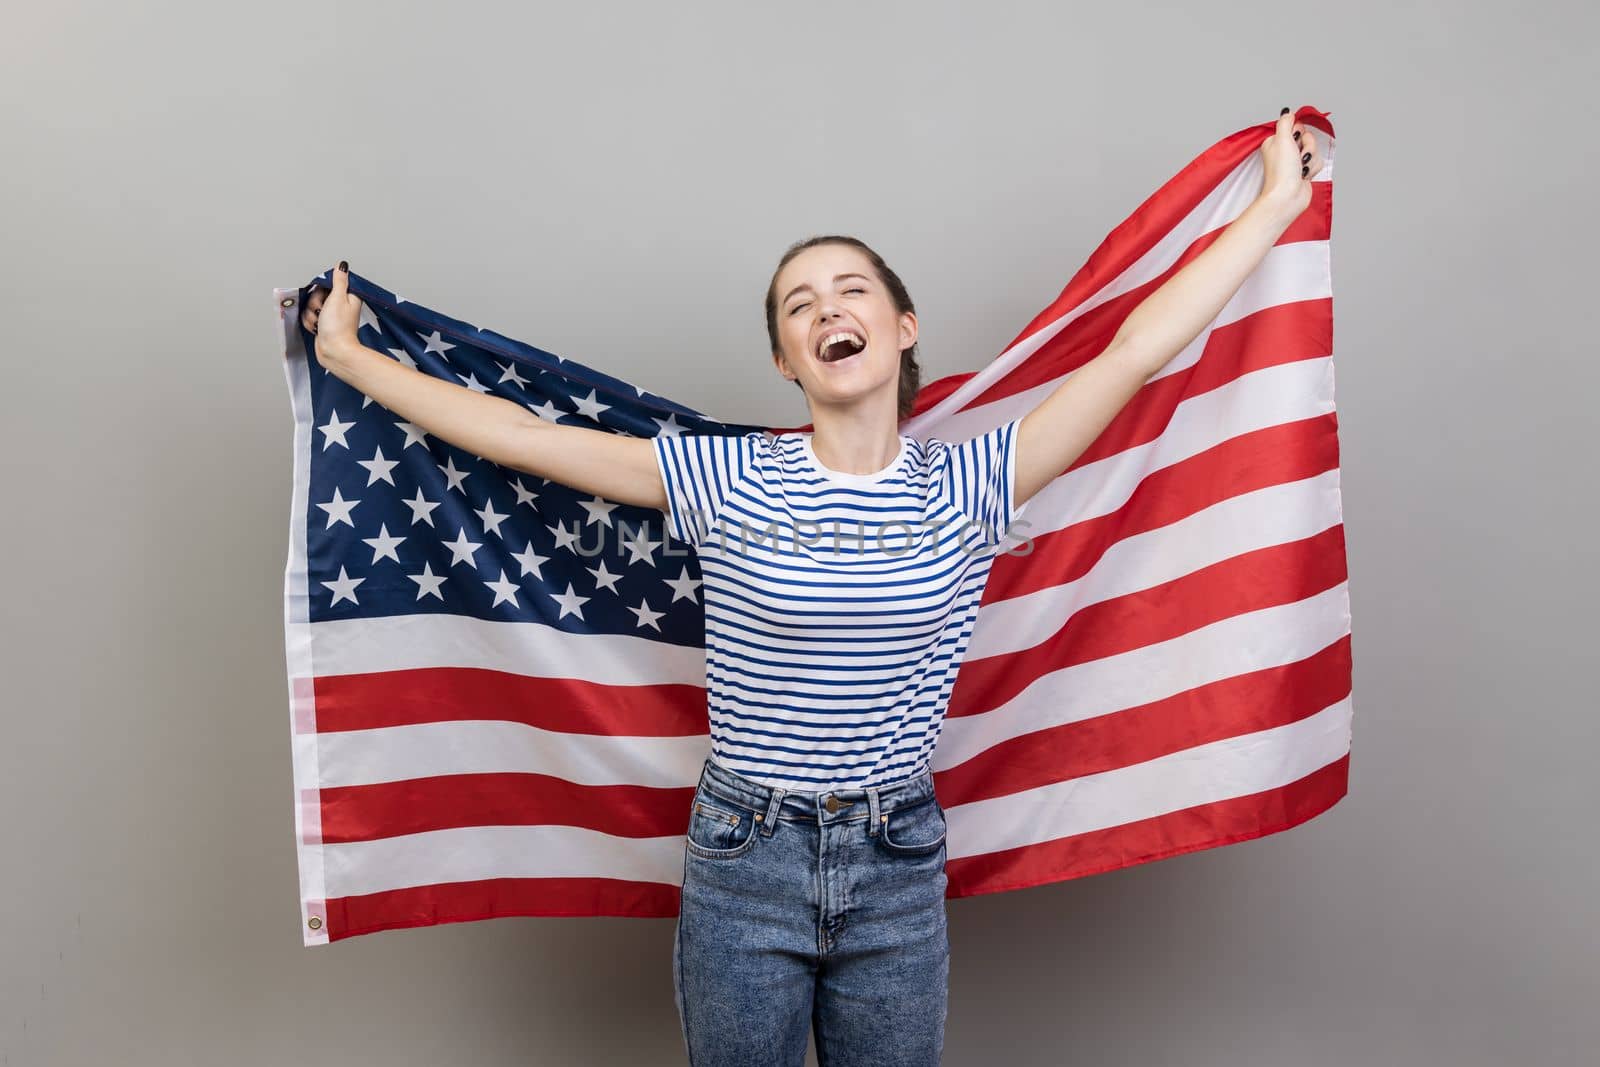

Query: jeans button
left=824, top=794, right=842, bottom=813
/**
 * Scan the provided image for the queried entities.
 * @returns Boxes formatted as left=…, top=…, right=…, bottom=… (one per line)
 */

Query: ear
left=772, top=349, right=795, bottom=383
left=899, top=309, right=918, bottom=350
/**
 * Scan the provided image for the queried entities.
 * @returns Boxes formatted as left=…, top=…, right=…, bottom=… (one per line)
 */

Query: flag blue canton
left=299, top=270, right=767, bottom=647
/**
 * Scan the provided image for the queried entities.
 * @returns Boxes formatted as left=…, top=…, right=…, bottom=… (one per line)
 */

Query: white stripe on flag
left=305, top=610, right=708, bottom=682
left=323, top=823, right=688, bottom=899
left=318, top=722, right=709, bottom=790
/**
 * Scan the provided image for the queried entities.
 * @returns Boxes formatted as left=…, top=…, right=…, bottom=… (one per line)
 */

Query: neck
left=805, top=407, right=902, bottom=475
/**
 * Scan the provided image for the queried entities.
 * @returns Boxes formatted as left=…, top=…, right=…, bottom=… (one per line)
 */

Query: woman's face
left=771, top=244, right=915, bottom=413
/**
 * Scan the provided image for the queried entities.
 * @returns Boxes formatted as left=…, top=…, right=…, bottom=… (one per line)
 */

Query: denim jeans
left=672, top=756, right=951, bottom=1066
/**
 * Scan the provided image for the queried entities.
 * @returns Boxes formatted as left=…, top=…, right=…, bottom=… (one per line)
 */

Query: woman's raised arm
left=311, top=262, right=667, bottom=512
left=1010, top=108, right=1323, bottom=508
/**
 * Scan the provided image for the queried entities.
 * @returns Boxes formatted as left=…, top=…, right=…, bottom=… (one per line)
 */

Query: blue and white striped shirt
left=652, top=417, right=1031, bottom=791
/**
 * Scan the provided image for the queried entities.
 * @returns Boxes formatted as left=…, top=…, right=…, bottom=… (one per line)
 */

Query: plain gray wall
left=3, top=1, right=1594, bottom=1064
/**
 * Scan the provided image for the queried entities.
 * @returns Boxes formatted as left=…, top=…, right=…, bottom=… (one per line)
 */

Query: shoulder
left=918, top=418, right=1021, bottom=462
left=653, top=427, right=773, bottom=454
left=906, top=430, right=960, bottom=470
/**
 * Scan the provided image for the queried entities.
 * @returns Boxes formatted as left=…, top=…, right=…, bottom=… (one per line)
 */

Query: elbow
left=1105, top=335, right=1162, bottom=382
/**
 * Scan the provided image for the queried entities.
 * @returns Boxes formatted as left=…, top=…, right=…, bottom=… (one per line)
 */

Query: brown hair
left=764, top=235, right=922, bottom=422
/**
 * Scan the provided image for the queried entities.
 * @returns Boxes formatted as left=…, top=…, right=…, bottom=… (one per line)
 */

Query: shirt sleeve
left=651, top=430, right=765, bottom=548
left=934, top=416, right=1030, bottom=546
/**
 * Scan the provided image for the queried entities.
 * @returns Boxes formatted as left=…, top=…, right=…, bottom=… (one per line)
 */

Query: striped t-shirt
left=651, top=417, right=1031, bottom=791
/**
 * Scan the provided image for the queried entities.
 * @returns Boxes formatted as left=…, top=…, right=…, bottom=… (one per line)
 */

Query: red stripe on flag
left=314, top=666, right=708, bottom=735
left=320, top=774, right=695, bottom=844
left=324, top=877, right=683, bottom=941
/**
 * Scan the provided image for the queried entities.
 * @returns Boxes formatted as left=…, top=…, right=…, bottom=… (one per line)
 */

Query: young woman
left=311, top=109, right=1320, bottom=1066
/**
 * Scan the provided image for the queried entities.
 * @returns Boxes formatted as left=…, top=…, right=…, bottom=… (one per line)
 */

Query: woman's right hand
left=295, top=258, right=669, bottom=512
left=311, top=260, right=361, bottom=368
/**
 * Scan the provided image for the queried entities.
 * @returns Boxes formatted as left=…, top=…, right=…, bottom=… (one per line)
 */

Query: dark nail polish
left=339, top=260, right=348, bottom=272
left=1301, top=165, right=1309, bottom=177
left=1281, top=107, right=1291, bottom=115
left=1294, top=131, right=1302, bottom=143
left=1302, top=152, right=1311, bottom=163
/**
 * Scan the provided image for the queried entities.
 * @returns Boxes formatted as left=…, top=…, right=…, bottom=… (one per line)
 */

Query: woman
left=310, top=108, right=1321, bottom=1066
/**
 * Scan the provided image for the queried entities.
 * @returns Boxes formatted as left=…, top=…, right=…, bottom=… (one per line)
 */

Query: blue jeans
left=672, top=756, right=951, bottom=1066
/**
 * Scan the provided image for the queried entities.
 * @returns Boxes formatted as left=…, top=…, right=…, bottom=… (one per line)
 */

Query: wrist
left=321, top=334, right=363, bottom=367
left=1248, top=192, right=1302, bottom=233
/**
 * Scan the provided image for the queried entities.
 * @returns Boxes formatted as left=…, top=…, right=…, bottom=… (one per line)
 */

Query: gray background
left=3, top=1, right=1595, bottom=1064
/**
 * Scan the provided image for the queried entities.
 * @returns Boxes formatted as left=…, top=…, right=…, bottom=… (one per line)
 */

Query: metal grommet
left=307, top=916, right=323, bottom=931
left=754, top=813, right=763, bottom=821
left=280, top=297, right=296, bottom=308
left=880, top=814, right=888, bottom=823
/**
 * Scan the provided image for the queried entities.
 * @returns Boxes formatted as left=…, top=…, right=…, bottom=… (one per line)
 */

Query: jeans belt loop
left=867, top=785, right=882, bottom=838
left=761, top=787, right=785, bottom=835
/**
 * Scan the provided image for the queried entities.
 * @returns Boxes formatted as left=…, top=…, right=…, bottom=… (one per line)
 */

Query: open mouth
left=816, top=330, right=867, bottom=365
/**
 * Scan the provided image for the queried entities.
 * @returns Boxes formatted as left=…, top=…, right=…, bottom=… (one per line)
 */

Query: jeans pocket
left=875, top=795, right=947, bottom=857
left=685, top=792, right=761, bottom=859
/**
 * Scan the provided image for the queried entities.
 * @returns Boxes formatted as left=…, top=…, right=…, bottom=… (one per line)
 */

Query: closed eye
left=788, top=288, right=867, bottom=316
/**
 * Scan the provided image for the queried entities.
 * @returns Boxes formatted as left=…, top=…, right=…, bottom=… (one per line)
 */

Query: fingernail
left=1301, top=165, right=1309, bottom=177
left=1281, top=107, right=1290, bottom=115
left=1302, top=152, right=1311, bottom=163
left=339, top=260, right=348, bottom=272
left=1294, top=131, right=1302, bottom=142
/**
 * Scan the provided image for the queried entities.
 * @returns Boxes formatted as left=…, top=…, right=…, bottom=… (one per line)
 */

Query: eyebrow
left=781, top=273, right=872, bottom=308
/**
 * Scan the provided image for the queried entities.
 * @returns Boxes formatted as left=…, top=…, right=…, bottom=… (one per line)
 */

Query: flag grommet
left=307, top=916, right=323, bottom=931
left=280, top=297, right=296, bottom=308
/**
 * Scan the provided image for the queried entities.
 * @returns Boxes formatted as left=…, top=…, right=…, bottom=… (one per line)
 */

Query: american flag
left=278, top=107, right=1347, bottom=945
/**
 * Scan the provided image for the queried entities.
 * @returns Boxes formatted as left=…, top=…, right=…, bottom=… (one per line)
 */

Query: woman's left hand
left=1258, top=107, right=1322, bottom=219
